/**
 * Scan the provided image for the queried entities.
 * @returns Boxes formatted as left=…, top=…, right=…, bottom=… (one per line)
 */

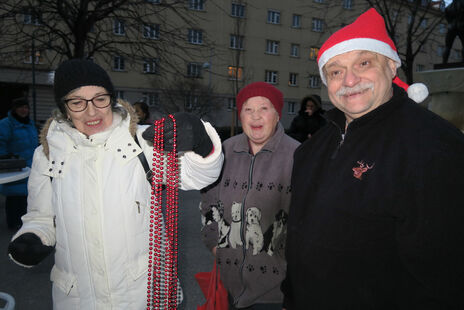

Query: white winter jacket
left=12, top=102, right=223, bottom=309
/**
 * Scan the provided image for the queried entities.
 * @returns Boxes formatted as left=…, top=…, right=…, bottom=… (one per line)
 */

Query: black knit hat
left=53, top=59, right=115, bottom=114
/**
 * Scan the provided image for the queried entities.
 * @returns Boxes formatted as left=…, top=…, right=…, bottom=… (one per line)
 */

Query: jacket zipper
left=330, top=120, right=348, bottom=159
left=234, top=154, right=256, bottom=305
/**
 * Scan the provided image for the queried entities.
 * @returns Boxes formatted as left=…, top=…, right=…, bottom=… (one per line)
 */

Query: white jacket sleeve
left=178, top=121, right=223, bottom=190
left=12, top=146, right=56, bottom=247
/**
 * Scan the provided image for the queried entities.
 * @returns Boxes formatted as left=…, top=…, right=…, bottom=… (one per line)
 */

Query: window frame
left=265, top=70, right=278, bottom=84
left=189, top=0, right=204, bottom=11
left=231, top=3, right=245, bottom=18
left=143, top=24, right=160, bottom=39
left=266, top=40, right=280, bottom=55
left=230, top=34, right=244, bottom=49
left=291, top=44, right=300, bottom=57
left=312, top=18, right=324, bottom=32
left=113, top=19, right=126, bottom=36
left=289, top=73, right=298, bottom=86
left=113, top=55, right=125, bottom=71
left=292, top=14, right=301, bottom=28
left=188, top=29, right=203, bottom=44
left=309, top=75, right=321, bottom=88
left=187, top=62, right=202, bottom=78
left=267, top=10, right=281, bottom=24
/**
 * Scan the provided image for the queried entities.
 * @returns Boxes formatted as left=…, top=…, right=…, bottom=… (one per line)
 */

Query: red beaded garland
left=146, top=116, right=179, bottom=309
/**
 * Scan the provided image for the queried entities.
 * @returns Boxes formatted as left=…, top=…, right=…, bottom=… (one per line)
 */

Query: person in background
left=287, top=95, right=326, bottom=142
left=200, top=81, right=300, bottom=309
left=282, top=8, right=464, bottom=309
left=0, top=98, right=38, bottom=230
left=7, top=59, right=224, bottom=309
left=133, top=100, right=151, bottom=125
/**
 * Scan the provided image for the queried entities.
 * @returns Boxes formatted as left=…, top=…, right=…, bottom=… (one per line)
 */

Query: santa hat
left=236, top=82, right=284, bottom=117
left=317, top=8, right=428, bottom=103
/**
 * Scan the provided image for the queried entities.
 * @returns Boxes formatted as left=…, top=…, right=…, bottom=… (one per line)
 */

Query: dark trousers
left=5, top=195, right=27, bottom=230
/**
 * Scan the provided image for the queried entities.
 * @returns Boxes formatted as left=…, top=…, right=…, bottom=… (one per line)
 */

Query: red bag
left=195, top=262, right=229, bottom=310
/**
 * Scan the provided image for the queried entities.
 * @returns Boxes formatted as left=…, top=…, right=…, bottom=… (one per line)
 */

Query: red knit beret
left=236, top=82, right=283, bottom=118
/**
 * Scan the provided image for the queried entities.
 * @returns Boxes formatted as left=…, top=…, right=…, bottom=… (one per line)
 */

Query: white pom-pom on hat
left=407, top=83, right=429, bottom=103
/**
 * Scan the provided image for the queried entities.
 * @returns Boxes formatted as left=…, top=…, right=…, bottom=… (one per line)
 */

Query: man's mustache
left=336, top=83, right=374, bottom=97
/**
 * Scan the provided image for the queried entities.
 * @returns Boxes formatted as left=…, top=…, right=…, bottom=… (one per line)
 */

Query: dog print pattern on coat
left=229, top=202, right=243, bottom=249
left=202, top=199, right=289, bottom=257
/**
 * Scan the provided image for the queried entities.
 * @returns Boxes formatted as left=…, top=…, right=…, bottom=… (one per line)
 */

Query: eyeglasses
left=64, top=94, right=112, bottom=112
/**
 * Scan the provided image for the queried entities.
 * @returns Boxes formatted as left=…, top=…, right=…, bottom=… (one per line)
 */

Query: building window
left=437, top=45, right=444, bottom=57
left=309, top=47, right=319, bottom=60
left=227, top=97, right=236, bottom=111
left=146, top=0, right=160, bottom=3
left=188, top=29, right=203, bottom=44
left=439, top=23, right=446, bottom=34
left=113, top=56, right=125, bottom=71
left=421, top=0, right=429, bottom=6
left=189, top=0, right=204, bottom=10
left=289, top=73, right=298, bottom=86
left=24, top=50, right=43, bottom=64
left=267, top=10, right=280, bottom=24
left=343, top=0, right=353, bottom=9
left=312, top=18, right=323, bottom=32
left=416, top=64, right=425, bottom=72
left=292, top=14, right=301, bottom=28
left=314, top=0, right=324, bottom=3
left=454, top=49, right=462, bottom=60
left=291, top=44, right=300, bottom=57
left=185, top=95, right=199, bottom=110
left=266, top=40, right=279, bottom=54
left=407, top=15, right=412, bottom=25
left=116, top=91, right=125, bottom=99
left=143, top=58, right=159, bottom=74
left=187, top=62, right=202, bottom=78
left=142, top=92, right=160, bottom=107
left=230, top=35, right=244, bottom=49
left=228, top=66, right=243, bottom=80
left=231, top=3, right=245, bottom=17
left=420, top=18, right=427, bottom=28
left=23, top=8, right=41, bottom=25
left=288, top=101, right=297, bottom=115
left=265, top=70, right=278, bottom=84
left=113, top=19, right=125, bottom=35
left=309, top=75, right=321, bottom=88
left=143, top=24, right=160, bottom=39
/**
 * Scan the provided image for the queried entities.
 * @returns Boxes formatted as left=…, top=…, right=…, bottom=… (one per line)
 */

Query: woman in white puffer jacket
left=7, top=59, right=223, bottom=309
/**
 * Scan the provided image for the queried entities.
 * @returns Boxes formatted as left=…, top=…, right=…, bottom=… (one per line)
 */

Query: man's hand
left=212, top=246, right=217, bottom=257
left=8, top=233, right=54, bottom=266
left=142, top=112, right=213, bottom=157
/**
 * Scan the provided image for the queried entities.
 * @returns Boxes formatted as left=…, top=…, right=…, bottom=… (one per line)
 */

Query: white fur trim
left=407, top=83, right=429, bottom=103
left=318, top=38, right=402, bottom=85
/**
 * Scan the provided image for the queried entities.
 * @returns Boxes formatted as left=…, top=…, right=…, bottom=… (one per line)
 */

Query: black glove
left=142, top=112, right=213, bottom=158
left=8, top=233, right=54, bottom=266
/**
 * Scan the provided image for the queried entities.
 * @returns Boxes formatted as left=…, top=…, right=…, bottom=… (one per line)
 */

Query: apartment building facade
left=0, top=0, right=459, bottom=131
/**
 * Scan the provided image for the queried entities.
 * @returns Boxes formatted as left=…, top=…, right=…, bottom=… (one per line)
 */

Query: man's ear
left=387, top=59, right=397, bottom=78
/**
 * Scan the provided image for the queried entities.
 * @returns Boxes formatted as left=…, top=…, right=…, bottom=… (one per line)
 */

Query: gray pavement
left=0, top=190, right=214, bottom=309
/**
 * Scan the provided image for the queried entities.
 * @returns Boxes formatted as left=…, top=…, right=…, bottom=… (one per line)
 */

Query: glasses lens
left=65, top=99, right=86, bottom=112
left=92, top=94, right=111, bottom=108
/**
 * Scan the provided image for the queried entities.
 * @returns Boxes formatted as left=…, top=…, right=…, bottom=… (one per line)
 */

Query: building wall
left=0, top=0, right=459, bottom=131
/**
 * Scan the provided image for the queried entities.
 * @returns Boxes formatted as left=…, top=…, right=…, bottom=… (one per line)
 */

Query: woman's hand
left=142, top=112, right=213, bottom=157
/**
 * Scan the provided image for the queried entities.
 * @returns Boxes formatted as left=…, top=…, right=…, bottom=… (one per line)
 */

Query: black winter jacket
left=282, top=85, right=464, bottom=309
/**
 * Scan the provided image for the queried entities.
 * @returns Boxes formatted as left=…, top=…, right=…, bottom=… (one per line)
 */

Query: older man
left=282, top=8, right=464, bottom=309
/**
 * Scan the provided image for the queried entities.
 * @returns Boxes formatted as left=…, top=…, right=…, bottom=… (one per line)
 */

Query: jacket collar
left=325, top=84, right=409, bottom=132
left=40, top=99, right=139, bottom=159
left=233, top=122, right=285, bottom=154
